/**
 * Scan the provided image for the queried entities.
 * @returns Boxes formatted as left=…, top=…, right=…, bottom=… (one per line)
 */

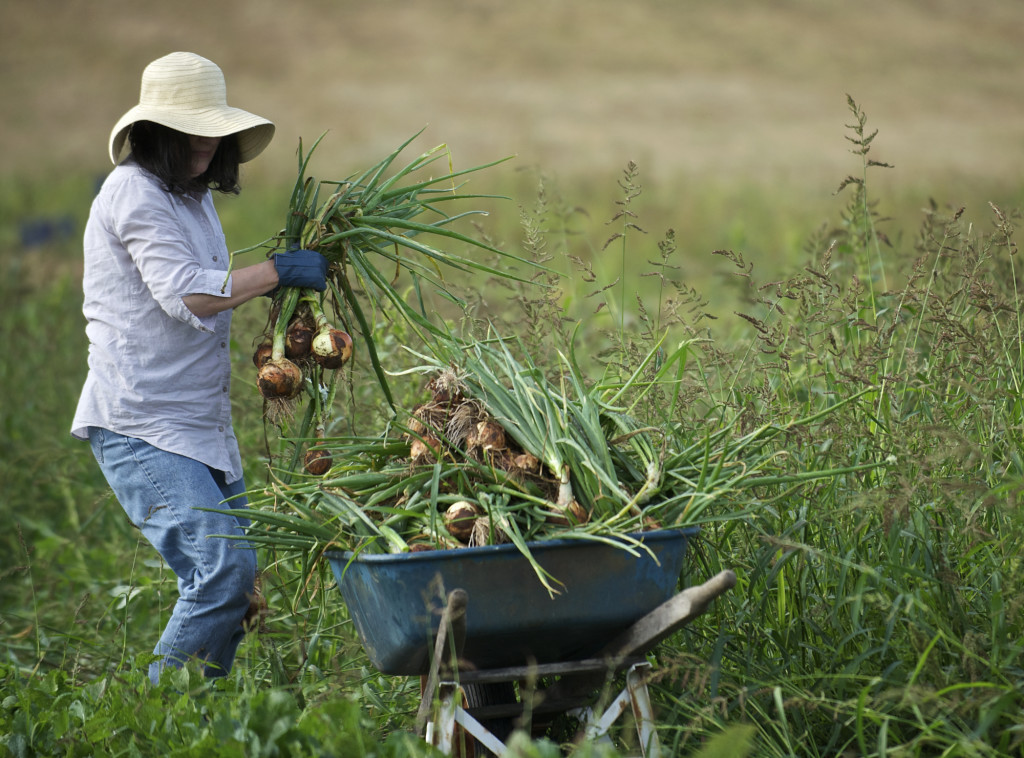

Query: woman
left=71, top=52, right=327, bottom=684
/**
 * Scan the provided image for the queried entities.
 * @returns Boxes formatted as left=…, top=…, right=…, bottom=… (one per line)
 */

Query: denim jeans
left=88, top=427, right=257, bottom=684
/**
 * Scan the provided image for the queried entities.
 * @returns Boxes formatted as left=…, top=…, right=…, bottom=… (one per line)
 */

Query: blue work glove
left=272, top=248, right=329, bottom=291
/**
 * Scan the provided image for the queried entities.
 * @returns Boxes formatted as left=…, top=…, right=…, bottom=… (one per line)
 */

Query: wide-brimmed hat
left=109, top=52, right=275, bottom=165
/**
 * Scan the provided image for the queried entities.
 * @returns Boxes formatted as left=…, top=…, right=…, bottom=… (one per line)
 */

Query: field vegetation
left=3, top=1, right=1024, bottom=755
left=4, top=96, right=1024, bottom=756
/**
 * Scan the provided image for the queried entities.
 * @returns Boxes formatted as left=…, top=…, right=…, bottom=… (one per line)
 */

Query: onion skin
left=257, top=357, right=303, bottom=399
left=409, top=435, right=441, bottom=463
left=304, top=446, right=332, bottom=476
left=406, top=407, right=428, bottom=437
left=471, top=420, right=506, bottom=451
left=312, top=329, right=354, bottom=369
left=444, top=501, right=480, bottom=543
left=285, top=318, right=313, bottom=360
left=253, top=339, right=273, bottom=369
left=512, top=452, right=541, bottom=474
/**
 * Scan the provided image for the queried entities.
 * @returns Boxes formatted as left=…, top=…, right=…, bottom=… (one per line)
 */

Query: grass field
left=3, top=2, right=1024, bottom=756
left=4, top=1, right=1023, bottom=292
left=5, top=0, right=1024, bottom=184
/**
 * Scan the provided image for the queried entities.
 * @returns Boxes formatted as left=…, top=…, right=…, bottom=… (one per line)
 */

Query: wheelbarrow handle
left=601, top=569, right=737, bottom=661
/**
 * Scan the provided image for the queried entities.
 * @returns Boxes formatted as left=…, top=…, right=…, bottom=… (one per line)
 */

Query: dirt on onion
left=257, top=357, right=303, bottom=399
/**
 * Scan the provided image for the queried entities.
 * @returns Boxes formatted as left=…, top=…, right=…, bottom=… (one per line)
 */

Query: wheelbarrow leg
left=420, top=588, right=510, bottom=756
left=426, top=681, right=463, bottom=754
left=426, top=678, right=514, bottom=756
left=556, top=570, right=736, bottom=755
left=569, top=662, right=661, bottom=758
left=627, top=664, right=661, bottom=758
left=417, top=588, right=468, bottom=735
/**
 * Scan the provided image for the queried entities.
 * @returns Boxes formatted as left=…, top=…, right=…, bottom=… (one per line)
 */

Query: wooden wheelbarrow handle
left=530, top=569, right=737, bottom=706
left=601, top=569, right=737, bottom=662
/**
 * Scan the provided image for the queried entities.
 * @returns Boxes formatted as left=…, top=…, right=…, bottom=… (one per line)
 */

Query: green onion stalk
left=234, top=315, right=895, bottom=593
left=249, top=132, right=545, bottom=466
left=229, top=135, right=902, bottom=593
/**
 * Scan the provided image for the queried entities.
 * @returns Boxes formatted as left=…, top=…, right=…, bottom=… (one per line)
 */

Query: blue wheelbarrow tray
left=327, top=527, right=699, bottom=676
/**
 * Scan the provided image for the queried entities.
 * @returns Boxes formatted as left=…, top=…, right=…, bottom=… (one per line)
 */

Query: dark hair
left=128, top=121, right=241, bottom=196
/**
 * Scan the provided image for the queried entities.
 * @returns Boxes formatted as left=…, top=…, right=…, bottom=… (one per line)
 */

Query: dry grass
left=3, top=0, right=1023, bottom=195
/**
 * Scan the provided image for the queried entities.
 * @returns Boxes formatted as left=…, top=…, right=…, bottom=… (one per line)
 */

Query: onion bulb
left=257, top=357, right=303, bottom=399
left=252, top=338, right=273, bottom=369
left=304, top=445, right=332, bottom=476
left=410, top=435, right=441, bottom=463
left=545, top=499, right=590, bottom=527
left=472, top=420, right=506, bottom=451
left=512, top=452, right=541, bottom=475
left=285, top=317, right=313, bottom=360
left=444, top=501, right=480, bottom=543
left=312, top=328, right=353, bottom=369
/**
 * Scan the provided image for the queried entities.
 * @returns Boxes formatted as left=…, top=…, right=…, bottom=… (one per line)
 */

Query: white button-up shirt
left=72, top=160, right=244, bottom=483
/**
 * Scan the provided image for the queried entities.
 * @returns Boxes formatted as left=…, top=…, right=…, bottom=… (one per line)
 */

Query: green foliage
left=3, top=97, right=1024, bottom=756
left=0, top=663, right=440, bottom=757
left=633, top=100, right=1024, bottom=756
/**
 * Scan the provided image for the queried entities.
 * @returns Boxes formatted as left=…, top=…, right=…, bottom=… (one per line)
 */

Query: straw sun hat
left=109, top=52, right=275, bottom=165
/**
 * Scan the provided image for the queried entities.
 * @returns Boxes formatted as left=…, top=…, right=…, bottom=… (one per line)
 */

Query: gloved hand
left=272, top=248, right=329, bottom=291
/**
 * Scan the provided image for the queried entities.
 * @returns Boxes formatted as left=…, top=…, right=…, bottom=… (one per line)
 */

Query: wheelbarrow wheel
left=464, top=681, right=517, bottom=755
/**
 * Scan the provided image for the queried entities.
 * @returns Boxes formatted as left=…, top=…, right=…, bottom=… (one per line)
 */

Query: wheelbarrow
left=327, top=528, right=735, bottom=756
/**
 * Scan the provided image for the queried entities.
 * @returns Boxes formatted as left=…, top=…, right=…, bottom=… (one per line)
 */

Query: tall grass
left=431, top=97, right=1024, bottom=754
left=617, top=100, right=1023, bottom=756
left=2, top=98, right=1023, bottom=755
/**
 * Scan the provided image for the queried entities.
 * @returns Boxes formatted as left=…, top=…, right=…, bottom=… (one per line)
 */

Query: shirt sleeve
left=110, top=174, right=231, bottom=333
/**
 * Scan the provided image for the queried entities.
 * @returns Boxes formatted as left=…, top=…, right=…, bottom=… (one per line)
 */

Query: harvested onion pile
left=247, top=132, right=526, bottom=476
left=237, top=323, right=889, bottom=594
left=232, top=135, right=890, bottom=593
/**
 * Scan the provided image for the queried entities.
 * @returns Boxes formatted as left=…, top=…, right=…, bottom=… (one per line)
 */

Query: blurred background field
left=4, top=0, right=1023, bottom=183
left=4, top=0, right=1024, bottom=249
left=3, top=2, right=1024, bottom=755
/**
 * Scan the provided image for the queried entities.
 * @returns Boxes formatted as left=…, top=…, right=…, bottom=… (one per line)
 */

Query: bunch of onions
left=257, top=288, right=304, bottom=400
left=245, top=133, right=551, bottom=498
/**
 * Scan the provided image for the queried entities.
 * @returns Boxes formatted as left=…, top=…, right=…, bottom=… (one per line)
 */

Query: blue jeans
left=88, top=427, right=257, bottom=684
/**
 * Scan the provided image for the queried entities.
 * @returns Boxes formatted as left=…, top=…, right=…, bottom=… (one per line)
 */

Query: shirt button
left=212, top=255, right=219, bottom=261
left=220, top=341, right=226, bottom=348
left=218, top=425, right=225, bottom=432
